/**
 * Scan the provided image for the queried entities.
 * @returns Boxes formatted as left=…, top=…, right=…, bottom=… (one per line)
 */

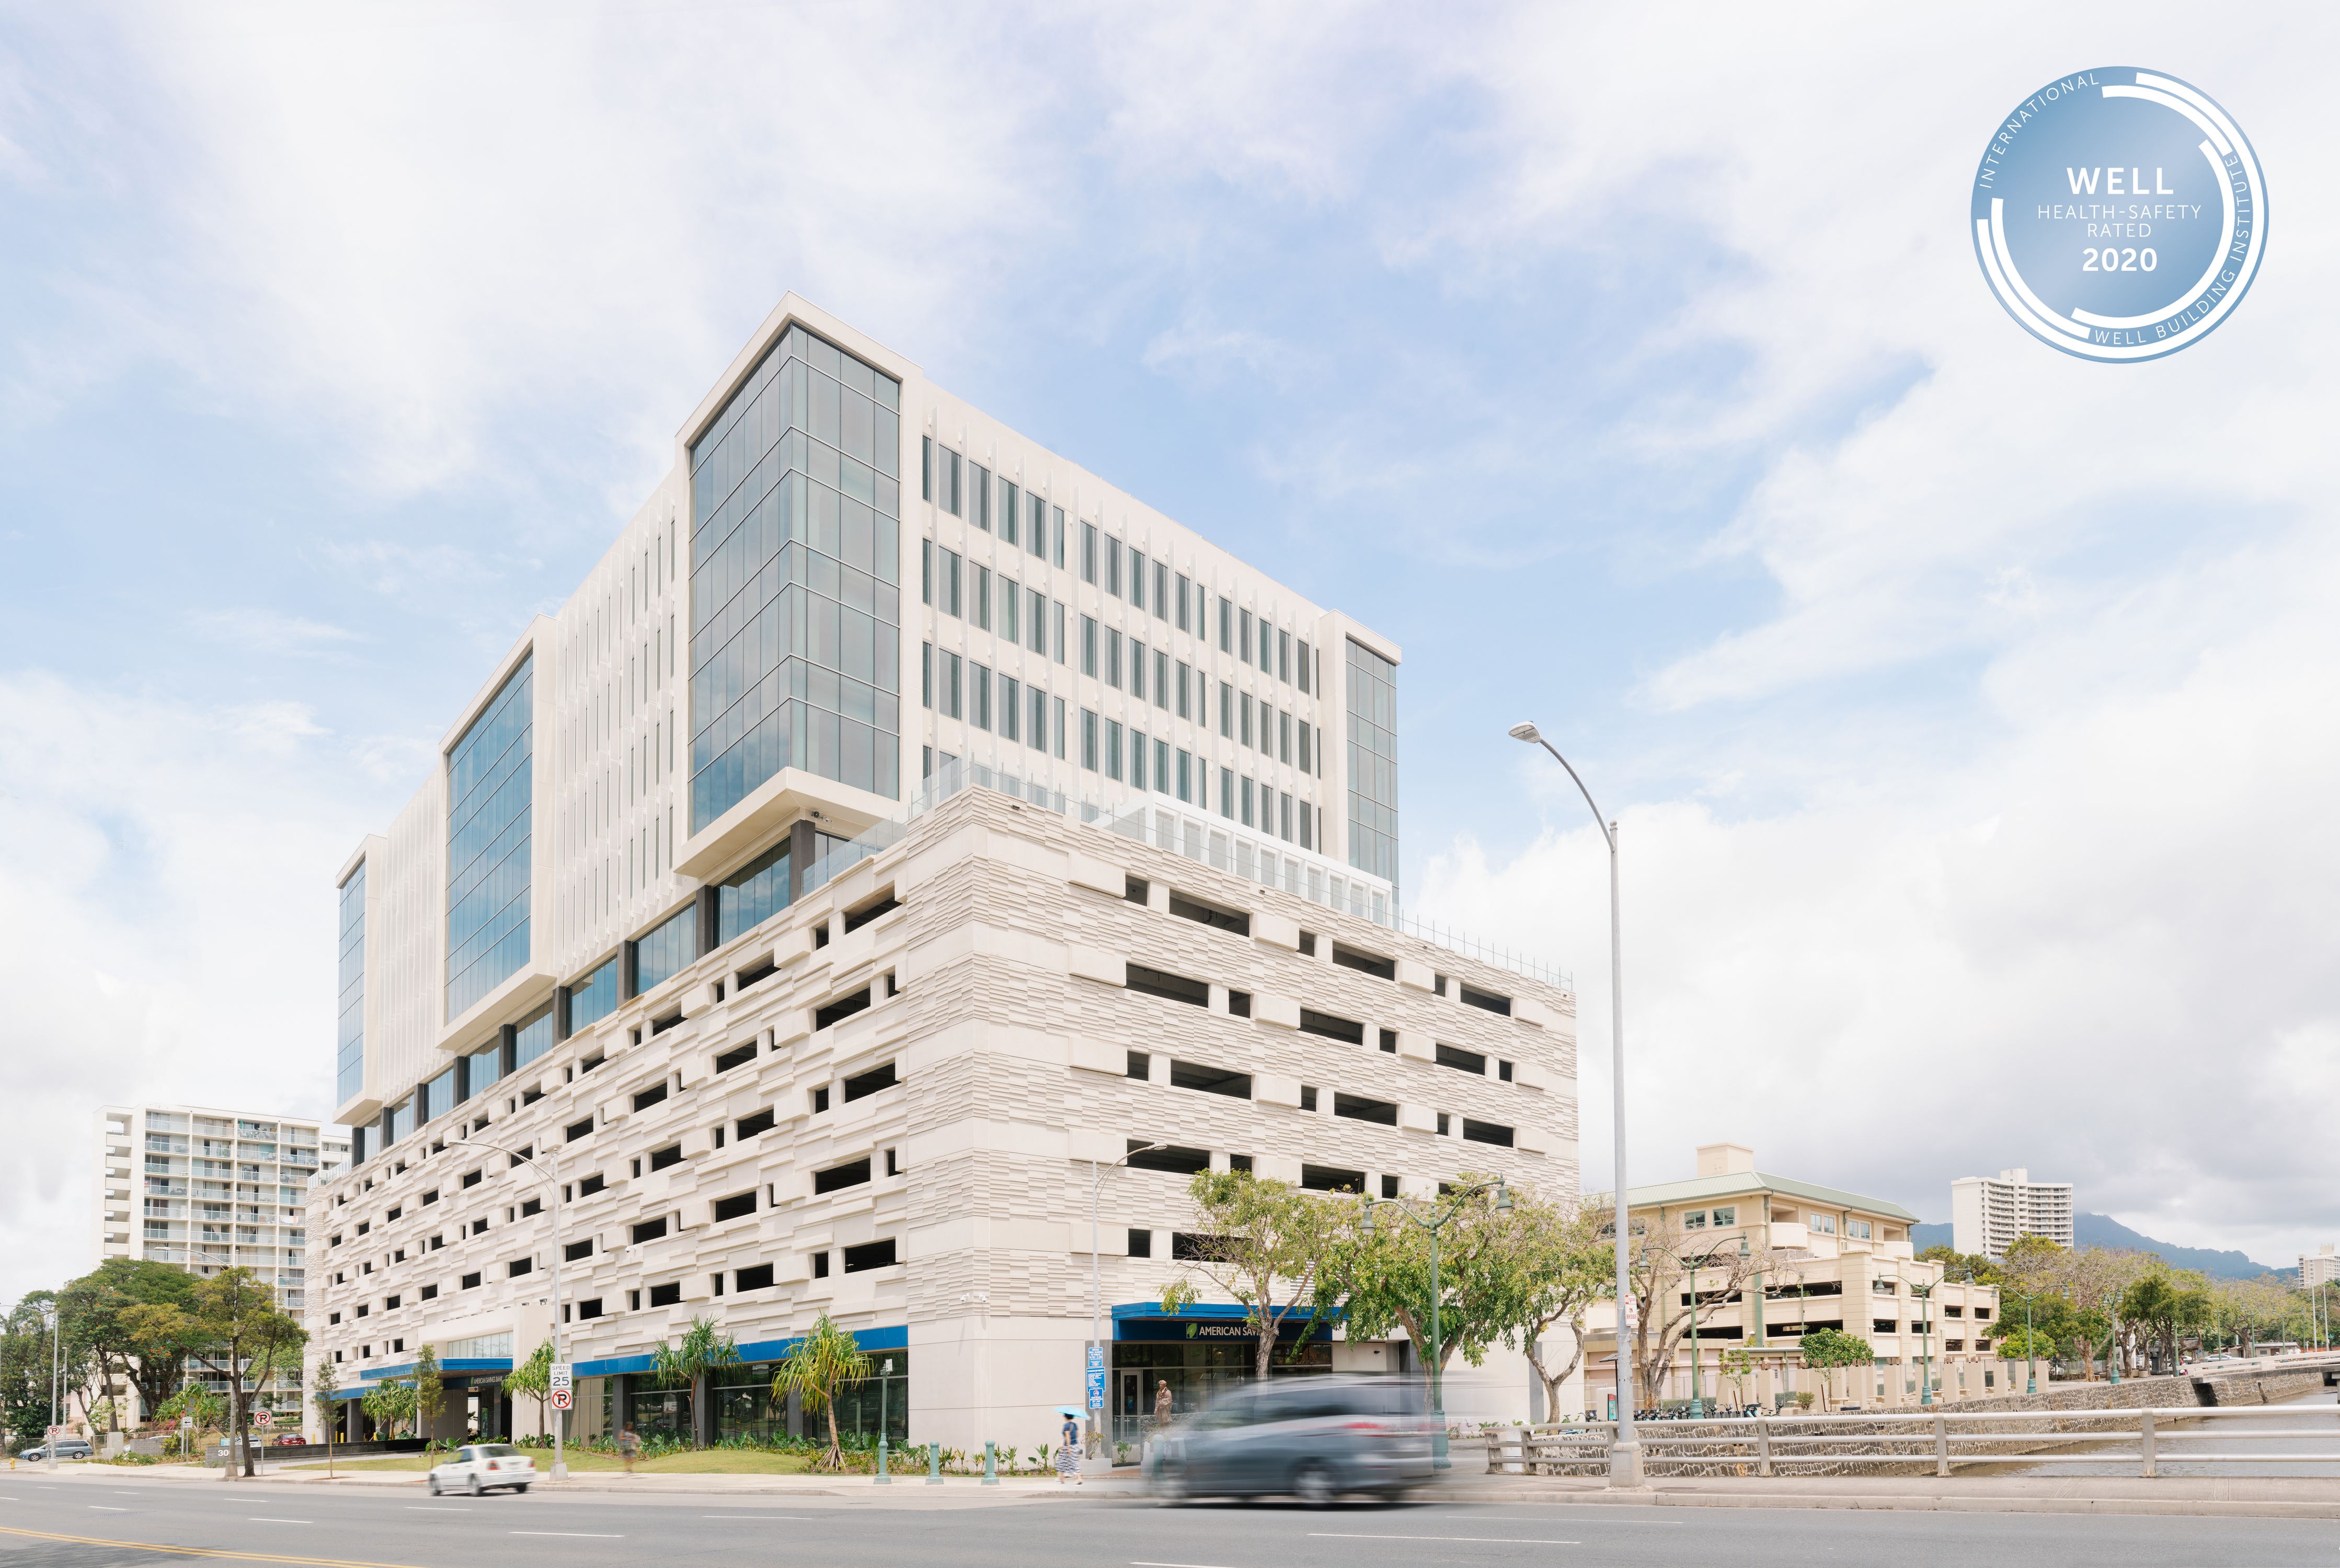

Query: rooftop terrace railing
left=804, top=757, right=1571, bottom=993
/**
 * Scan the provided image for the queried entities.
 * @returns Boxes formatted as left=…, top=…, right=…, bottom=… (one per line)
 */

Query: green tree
left=413, top=1346, right=444, bottom=1442
left=362, top=1376, right=418, bottom=1439
left=1492, top=1188, right=1612, bottom=1422
left=157, top=1383, right=227, bottom=1459
left=771, top=1312, right=869, bottom=1471
left=1915, top=1245, right=2004, bottom=1286
left=0, top=1294, right=61, bottom=1453
left=1798, top=1327, right=1874, bottom=1408
left=310, top=1358, right=340, bottom=1475
left=1337, top=1180, right=1536, bottom=1417
left=652, top=1316, right=741, bottom=1448
left=506, top=1339, right=555, bottom=1438
left=2120, top=1270, right=2213, bottom=1371
left=1718, top=1345, right=1757, bottom=1409
left=1160, top=1170, right=1350, bottom=1382
left=57, top=1259, right=201, bottom=1431
left=1994, top=1324, right=2058, bottom=1362
left=183, top=1267, right=306, bottom=1477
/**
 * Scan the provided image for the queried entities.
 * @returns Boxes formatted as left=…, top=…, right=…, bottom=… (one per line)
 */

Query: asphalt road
left=3, top=1471, right=2335, bottom=1568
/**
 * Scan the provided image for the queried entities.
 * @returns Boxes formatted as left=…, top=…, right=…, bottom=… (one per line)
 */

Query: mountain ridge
left=1906, top=1214, right=2288, bottom=1281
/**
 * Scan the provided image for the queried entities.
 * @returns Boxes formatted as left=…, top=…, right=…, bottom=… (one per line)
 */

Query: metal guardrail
left=1488, top=1405, right=2340, bottom=1479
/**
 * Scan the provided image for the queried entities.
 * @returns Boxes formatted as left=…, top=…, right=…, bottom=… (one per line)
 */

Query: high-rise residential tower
left=312, top=297, right=1577, bottom=1449
left=1949, top=1167, right=2075, bottom=1260
left=95, top=1103, right=349, bottom=1425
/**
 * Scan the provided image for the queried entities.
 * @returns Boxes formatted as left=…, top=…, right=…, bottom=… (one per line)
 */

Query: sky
left=3, top=2, right=2336, bottom=1305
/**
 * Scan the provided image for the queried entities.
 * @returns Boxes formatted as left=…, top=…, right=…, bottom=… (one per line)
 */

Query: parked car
left=427, top=1443, right=536, bottom=1496
left=19, top=1438, right=94, bottom=1463
left=1145, top=1376, right=1433, bottom=1504
left=273, top=1433, right=308, bottom=1446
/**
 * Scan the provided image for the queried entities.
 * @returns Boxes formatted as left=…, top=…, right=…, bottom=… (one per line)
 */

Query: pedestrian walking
left=1152, top=1380, right=1173, bottom=1429
left=616, top=1424, right=640, bottom=1477
left=1058, top=1412, right=1083, bottom=1486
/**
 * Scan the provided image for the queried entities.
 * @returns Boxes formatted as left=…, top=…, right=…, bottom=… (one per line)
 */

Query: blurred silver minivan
left=1145, top=1375, right=1433, bottom=1504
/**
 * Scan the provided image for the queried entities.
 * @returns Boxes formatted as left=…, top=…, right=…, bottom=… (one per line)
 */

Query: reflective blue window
left=717, top=842, right=792, bottom=945
left=513, top=1005, right=557, bottom=1069
left=425, top=1065, right=458, bottom=1123
left=446, top=654, right=534, bottom=1021
left=468, top=1039, right=505, bottom=1092
left=567, top=959, right=618, bottom=1032
left=690, top=327, right=904, bottom=828
left=385, top=1098, right=411, bottom=1147
left=336, top=863, right=366, bottom=1105
left=1345, top=640, right=1400, bottom=892
left=635, top=905, right=696, bottom=996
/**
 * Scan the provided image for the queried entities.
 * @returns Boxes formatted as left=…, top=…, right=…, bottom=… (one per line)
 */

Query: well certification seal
left=1973, top=68, right=2265, bottom=362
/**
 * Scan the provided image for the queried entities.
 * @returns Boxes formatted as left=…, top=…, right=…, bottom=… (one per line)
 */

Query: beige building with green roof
left=1578, top=1143, right=2004, bottom=1416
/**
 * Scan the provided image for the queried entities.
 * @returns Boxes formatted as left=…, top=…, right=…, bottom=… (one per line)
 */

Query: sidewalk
left=1448, top=1470, right=2340, bottom=1520
left=21, top=1460, right=1120, bottom=1502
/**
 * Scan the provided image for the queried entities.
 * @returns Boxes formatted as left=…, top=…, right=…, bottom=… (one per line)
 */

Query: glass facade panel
left=717, top=841, right=792, bottom=944
left=336, top=863, right=366, bottom=1105
left=1345, top=640, right=1400, bottom=891
left=446, top=654, right=534, bottom=1021
left=425, top=1065, right=458, bottom=1123
left=513, top=1005, right=556, bottom=1069
left=568, top=958, right=618, bottom=1032
left=635, top=905, right=696, bottom=995
left=690, top=327, right=903, bottom=828
left=468, top=1039, right=506, bottom=1091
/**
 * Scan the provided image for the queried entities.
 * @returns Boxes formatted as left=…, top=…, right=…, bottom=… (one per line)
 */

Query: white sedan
left=426, top=1443, right=537, bottom=1495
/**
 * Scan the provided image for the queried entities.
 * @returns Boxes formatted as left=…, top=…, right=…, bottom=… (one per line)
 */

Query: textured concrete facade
left=306, top=785, right=1576, bottom=1447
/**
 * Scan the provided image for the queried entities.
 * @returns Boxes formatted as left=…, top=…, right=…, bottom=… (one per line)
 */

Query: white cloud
left=187, top=608, right=363, bottom=656
left=0, top=672, right=373, bottom=1306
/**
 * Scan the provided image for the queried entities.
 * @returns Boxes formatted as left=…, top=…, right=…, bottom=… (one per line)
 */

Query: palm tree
left=651, top=1316, right=741, bottom=1448
left=770, top=1312, right=870, bottom=1471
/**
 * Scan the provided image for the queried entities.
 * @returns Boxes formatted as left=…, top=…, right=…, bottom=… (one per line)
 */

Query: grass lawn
left=284, top=1448, right=819, bottom=1475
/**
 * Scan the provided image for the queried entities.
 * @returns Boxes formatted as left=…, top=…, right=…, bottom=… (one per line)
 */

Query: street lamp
left=1091, top=1143, right=1167, bottom=1461
left=1360, top=1178, right=1510, bottom=1469
left=1509, top=720, right=1639, bottom=1486
left=463, top=1136, right=569, bottom=1479
left=2025, top=1294, right=2037, bottom=1396
left=1910, top=1280, right=1934, bottom=1408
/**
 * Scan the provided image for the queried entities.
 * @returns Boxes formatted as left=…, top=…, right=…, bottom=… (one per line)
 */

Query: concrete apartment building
left=94, top=1103, right=350, bottom=1425
left=311, top=295, right=1578, bottom=1450
left=1581, top=1144, right=2004, bottom=1416
left=2302, top=1246, right=2339, bottom=1289
left=1951, top=1167, right=2075, bottom=1259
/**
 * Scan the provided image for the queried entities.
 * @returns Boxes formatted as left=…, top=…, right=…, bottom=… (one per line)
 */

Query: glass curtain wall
left=690, top=327, right=904, bottom=828
left=1344, top=640, right=1400, bottom=892
left=446, top=655, right=534, bottom=1019
left=336, top=863, right=366, bottom=1105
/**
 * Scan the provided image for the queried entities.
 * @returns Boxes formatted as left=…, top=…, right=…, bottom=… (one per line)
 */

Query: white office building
left=95, top=1103, right=350, bottom=1424
left=312, top=296, right=1579, bottom=1451
left=1949, top=1167, right=2074, bottom=1260
left=2301, top=1246, right=2338, bottom=1289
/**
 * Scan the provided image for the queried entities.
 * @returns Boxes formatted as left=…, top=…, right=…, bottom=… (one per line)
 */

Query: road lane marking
left=406, top=1506, right=472, bottom=1511
left=511, top=1531, right=624, bottom=1538
left=1310, top=1544, right=1581, bottom=1554
left=251, top=1518, right=315, bottom=1524
left=89, top=1506, right=130, bottom=1512
left=0, top=1524, right=431, bottom=1567
left=701, top=1514, right=818, bottom=1519
left=1133, top=1561, right=1249, bottom=1567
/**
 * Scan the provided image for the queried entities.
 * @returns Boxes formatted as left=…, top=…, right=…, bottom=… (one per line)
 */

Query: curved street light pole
left=463, top=1137, right=567, bottom=1479
left=1509, top=721, right=1638, bottom=1486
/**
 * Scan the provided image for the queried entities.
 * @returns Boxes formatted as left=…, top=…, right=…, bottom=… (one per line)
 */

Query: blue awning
left=357, top=1357, right=512, bottom=1382
left=575, top=1323, right=907, bottom=1379
left=1108, top=1302, right=1339, bottom=1342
